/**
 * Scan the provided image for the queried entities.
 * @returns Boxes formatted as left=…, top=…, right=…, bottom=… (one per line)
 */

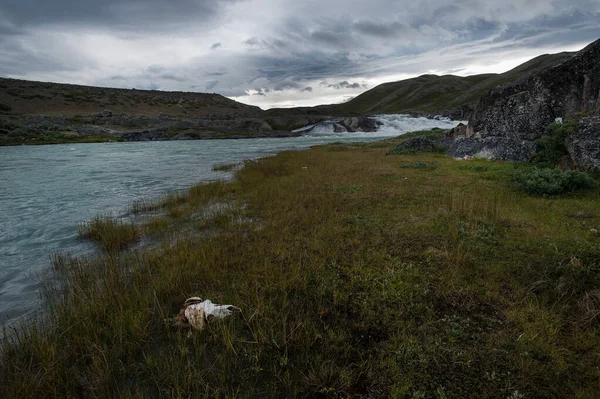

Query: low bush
left=387, top=135, right=448, bottom=155
left=533, top=122, right=577, bottom=167
left=514, top=167, right=597, bottom=196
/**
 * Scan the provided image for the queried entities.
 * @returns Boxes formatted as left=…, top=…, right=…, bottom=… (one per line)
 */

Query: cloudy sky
left=1, top=1, right=599, bottom=109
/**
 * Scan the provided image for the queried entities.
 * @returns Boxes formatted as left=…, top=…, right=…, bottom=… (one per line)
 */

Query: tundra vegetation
left=1, top=134, right=600, bottom=398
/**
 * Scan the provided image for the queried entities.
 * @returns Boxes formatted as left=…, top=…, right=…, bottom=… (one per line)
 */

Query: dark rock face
left=567, top=116, right=600, bottom=171
left=75, top=125, right=112, bottom=135
left=296, top=116, right=382, bottom=134
left=448, top=137, right=537, bottom=162
left=456, top=39, right=600, bottom=162
left=471, top=39, right=600, bottom=140
left=339, top=116, right=383, bottom=132
left=120, top=129, right=167, bottom=141
left=448, top=123, right=468, bottom=137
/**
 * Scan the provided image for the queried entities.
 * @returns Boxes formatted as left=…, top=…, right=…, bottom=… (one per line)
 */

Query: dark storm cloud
left=0, top=34, right=85, bottom=75
left=310, top=30, right=356, bottom=49
left=0, top=0, right=243, bottom=31
left=205, top=80, right=219, bottom=90
left=147, top=65, right=165, bottom=74
left=327, top=81, right=362, bottom=89
left=205, top=69, right=228, bottom=77
left=1, top=0, right=599, bottom=107
left=252, top=52, right=362, bottom=82
left=159, top=73, right=186, bottom=82
left=353, top=20, right=410, bottom=38
left=272, top=81, right=302, bottom=91
left=244, top=37, right=262, bottom=46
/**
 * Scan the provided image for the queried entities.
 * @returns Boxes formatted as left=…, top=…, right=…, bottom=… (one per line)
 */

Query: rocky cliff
left=449, top=38, right=600, bottom=164
left=471, top=39, right=600, bottom=139
left=568, top=116, right=600, bottom=171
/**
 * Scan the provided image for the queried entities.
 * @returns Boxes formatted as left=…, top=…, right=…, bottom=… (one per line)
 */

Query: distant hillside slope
left=0, top=78, right=260, bottom=116
left=322, top=52, right=574, bottom=116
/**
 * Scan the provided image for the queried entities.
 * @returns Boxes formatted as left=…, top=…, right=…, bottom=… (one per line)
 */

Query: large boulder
left=339, top=116, right=382, bottom=132
left=448, top=137, right=537, bottom=162
left=470, top=39, right=600, bottom=140
left=567, top=116, right=600, bottom=172
left=357, top=116, right=383, bottom=132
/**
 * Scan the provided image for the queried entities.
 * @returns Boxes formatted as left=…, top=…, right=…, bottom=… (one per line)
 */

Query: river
left=0, top=115, right=461, bottom=324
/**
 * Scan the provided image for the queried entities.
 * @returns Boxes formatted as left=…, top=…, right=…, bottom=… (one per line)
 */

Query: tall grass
left=78, top=215, right=140, bottom=251
left=2, top=147, right=600, bottom=397
left=212, top=162, right=240, bottom=172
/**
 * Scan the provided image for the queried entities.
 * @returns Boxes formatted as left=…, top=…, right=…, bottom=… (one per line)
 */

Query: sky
left=0, top=1, right=599, bottom=109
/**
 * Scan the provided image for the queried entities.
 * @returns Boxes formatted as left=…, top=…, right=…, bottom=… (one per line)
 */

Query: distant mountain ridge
left=0, top=78, right=260, bottom=117
left=310, top=52, right=575, bottom=117
left=0, top=51, right=578, bottom=120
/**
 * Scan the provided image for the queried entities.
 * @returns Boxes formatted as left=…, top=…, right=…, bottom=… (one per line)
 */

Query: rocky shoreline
left=0, top=110, right=389, bottom=144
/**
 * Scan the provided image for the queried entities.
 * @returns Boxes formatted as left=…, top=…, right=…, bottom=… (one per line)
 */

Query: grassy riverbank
left=2, top=140, right=600, bottom=397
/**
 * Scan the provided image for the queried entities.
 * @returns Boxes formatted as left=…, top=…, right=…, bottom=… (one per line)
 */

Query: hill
left=0, top=78, right=260, bottom=117
left=312, top=52, right=574, bottom=116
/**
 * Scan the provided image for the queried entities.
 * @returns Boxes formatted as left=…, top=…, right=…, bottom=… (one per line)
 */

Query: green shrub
left=387, top=135, right=448, bottom=156
left=533, top=122, right=577, bottom=167
left=0, top=103, right=11, bottom=112
left=514, top=167, right=597, bottom=196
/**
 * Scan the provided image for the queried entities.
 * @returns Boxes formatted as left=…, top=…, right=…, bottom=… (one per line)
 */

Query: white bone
left=182, top=298, right=241, bottom=330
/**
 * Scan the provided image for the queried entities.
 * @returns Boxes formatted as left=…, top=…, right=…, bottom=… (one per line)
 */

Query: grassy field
left=2, top=141, right=600, bottom=397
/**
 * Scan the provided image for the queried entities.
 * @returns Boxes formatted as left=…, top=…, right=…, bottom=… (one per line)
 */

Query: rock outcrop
left=567, top=117, right=600, bottom=171
left=456, top=38, right=600, bottom=162
left=295, top=116, right=382, bottom=134
left=449, top=137, right=537, bottom=162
